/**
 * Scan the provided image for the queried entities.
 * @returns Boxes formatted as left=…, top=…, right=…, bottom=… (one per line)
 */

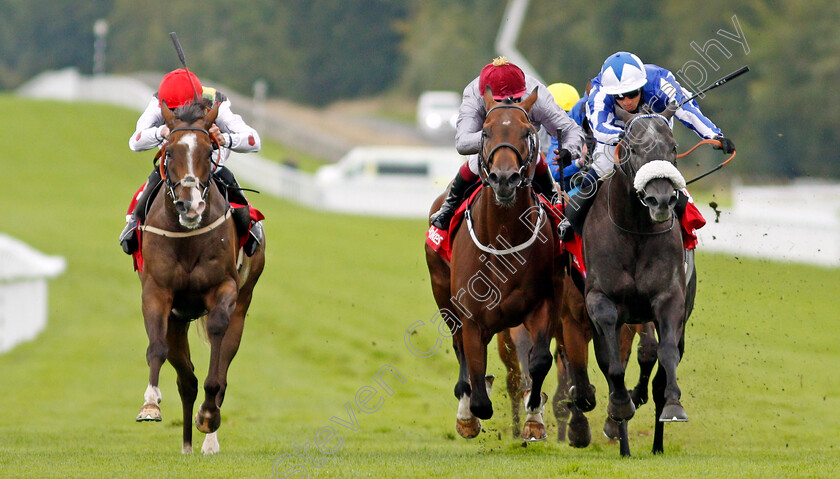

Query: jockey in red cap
left=119, top=68, right=264, bottom=256
left=429, top=57, right=585, bottom=231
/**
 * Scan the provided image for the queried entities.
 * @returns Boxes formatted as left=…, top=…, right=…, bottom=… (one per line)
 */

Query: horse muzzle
left=175, top=198, right=206, bottom=228
left=487, top=171, right=522, bottom=206
left=640, top=180, right=678, bottom=223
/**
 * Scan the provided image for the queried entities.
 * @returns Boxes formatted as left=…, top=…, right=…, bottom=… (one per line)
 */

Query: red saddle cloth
left=132, top=204, right=264, bottom=273
left=425, top=186, right=565, bottom=263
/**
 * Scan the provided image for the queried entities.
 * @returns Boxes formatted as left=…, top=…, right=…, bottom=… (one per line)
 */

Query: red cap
left=478, top=57, right=526, bottom=100
left=158, top=69, right=202, bottom=108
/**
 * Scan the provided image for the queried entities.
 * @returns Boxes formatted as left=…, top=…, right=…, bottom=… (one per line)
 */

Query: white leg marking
left=144, top=384, right=162, bottom=405
left=524, top=391, right=547, bottom=422
left=201, top=432, right=220, bottom=455
left=457, top=393, right=473, bottom=421
left=182, top=443, right=193, bottom=454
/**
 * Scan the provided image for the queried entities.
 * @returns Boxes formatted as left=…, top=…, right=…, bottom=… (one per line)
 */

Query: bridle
left=478, top=104, right=538, bottom=188
left=156, top=126, right=221, bottom=203
left=608, top=113, right=678, bottom=236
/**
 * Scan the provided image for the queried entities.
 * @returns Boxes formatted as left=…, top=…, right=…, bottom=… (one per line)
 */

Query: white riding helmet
left=599, top=52, right=647, bottom=95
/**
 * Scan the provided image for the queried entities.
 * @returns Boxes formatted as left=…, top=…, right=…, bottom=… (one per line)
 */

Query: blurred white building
left=0, top=235, right=66, bottom=353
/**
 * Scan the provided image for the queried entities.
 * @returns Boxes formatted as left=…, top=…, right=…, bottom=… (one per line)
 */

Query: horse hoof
left=659, top=402, right=688, bottom=422
left=630, top=388, right=648, bottom=408
left=182, top=443, right=193, bottom=454
left=136, top=403, right=161, bottom=422
left=607, top=394, right=636, bottom=422
left=568, top=411, right=591, bottom=448
left=603, top=417, right=621, bottom=440
left=521, top=421, right=547, bottom=442
left=456, top=417, right=482, bottom=439
left=571, top=384, right=597, bottom=412
left=195, top=408, right=221, bottom=433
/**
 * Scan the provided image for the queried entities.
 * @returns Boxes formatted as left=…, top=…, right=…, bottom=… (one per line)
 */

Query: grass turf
left=0, top=97, right=838, bottom=478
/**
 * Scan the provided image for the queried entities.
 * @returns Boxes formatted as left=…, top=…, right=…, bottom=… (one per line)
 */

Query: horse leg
left=136, top=285, right=173, bottom=422
left=521, top=300, right=553, bottom=442
left=462, top=321, right=493, bottom=422
left=195, top=280, right=238, bottom=435
left=587, top=291, right=635, bottom=424
left=166, top=319, right=198, bottom=454
left=552, top=340, right=571, bottom=443
left=654, top=294, right=687, bottom=423
left=630, top=323, right=658, bottom=408
left=652, top=319, right=687, bottom=454
left=497, top=328, right=522, bottom=438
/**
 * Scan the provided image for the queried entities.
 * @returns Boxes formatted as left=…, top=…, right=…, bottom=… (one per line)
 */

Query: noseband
left=478, top=104, right=538, bottom=188
left=158, top=126, right=220, bottom=202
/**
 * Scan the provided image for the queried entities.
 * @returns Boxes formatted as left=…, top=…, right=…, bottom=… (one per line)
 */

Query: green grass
left=0, top=96, right=838, bottom=478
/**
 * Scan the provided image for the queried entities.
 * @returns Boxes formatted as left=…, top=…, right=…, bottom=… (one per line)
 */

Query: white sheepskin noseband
left=633, top=160, right=686, bottom=193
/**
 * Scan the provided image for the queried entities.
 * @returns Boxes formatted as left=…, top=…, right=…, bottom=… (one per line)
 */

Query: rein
left=677, top=139, right=737, bottom=185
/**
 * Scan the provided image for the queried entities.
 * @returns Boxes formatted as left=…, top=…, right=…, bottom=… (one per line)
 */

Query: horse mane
left=172, top=99, right=211, bottom=125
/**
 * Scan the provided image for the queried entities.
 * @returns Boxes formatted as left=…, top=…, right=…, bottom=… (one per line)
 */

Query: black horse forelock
left=173, top=100, right=209, bottom=125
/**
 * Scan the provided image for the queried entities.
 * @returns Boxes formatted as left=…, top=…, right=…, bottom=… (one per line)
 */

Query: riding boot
left=562, top=169, right=601, bottom=237
left=119, top=168, right=162, bottom=255
left=214, top=166, right=263, bottom=257
left=532, top=168, right=558, bottom=202
left=430, top=169, right=477, bottom=230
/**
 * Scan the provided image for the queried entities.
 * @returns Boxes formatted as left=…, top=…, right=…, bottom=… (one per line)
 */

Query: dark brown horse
left=583, top=104, right=697, bottom=456
left=425, top=87, right=560, bottom=441
left=134, top=100, right=265, bottom=454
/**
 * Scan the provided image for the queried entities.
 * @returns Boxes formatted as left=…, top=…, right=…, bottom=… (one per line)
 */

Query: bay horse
left=425, top=87, right=560, bottom=441
left=133, top=100, right=266, bottom=454
left=583, top=104, right=697, bottom=456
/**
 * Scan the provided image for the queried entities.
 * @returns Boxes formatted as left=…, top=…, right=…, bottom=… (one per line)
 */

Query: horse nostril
left=175, top=201, right=189, bottom=215
left=508, top=173, right=521, bottom=186
left=645, top=196, right=658, bottom=207
left=668, top=195, right=678, bottom=207
left=488, top=173, right=499, bottom=185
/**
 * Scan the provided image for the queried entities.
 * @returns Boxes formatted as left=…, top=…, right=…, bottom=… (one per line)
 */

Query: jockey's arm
left=657, top=71, right=722, bottom=139
left=531, top=83, right=584, bottom=159
left=128, top=98, right=167, bottom=152
left=586, top=87, right=624, bottom=146
left=454, top=79, right=485, bottom=156
left=213, top=100, right=261, bottom=153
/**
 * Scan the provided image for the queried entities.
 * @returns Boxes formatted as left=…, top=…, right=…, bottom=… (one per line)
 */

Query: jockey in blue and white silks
left=559, top=51, right=734, bottom=238
left=586, top=52, right=731, bottom=177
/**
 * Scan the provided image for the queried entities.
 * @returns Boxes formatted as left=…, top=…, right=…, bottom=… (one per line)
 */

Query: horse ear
left=483, top=86, right=496, bottom=110
left=613, top=105, right=635, bottom=124
left=161, top=101, right=176, bottom=128
left=661, top=102, right=678, bottom=121
left=203, top=102, right=220, bottom=129
left=520, top=87, right=538, bottom=112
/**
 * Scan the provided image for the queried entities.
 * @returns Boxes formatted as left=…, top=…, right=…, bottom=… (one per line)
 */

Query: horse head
left=479, top=86, right=539, bottom=206
left=614, top=103, right=684, bottom=223
left=160, top=101, right=220, bottom=228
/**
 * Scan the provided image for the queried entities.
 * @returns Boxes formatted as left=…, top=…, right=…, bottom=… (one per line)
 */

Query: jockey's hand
left=554, top=148, right=572, bottom=168
left=159, top=125, right=170, bottom=140
left=209, top=124, right=226, bottom=146
left=714, top=135, right=735, bottom=154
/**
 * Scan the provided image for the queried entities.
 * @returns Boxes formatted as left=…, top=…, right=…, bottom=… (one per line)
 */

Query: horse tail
left=195, top=314, right=210, bottom=345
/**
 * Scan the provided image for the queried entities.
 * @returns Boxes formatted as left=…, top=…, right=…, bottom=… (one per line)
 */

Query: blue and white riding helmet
left=599, top=52, right=647, bottom=95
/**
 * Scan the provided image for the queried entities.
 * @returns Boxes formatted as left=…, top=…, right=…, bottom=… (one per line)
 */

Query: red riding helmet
left=158, top=69, right=202, bottom=109
left=479, top=56, right=526, bottom=101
